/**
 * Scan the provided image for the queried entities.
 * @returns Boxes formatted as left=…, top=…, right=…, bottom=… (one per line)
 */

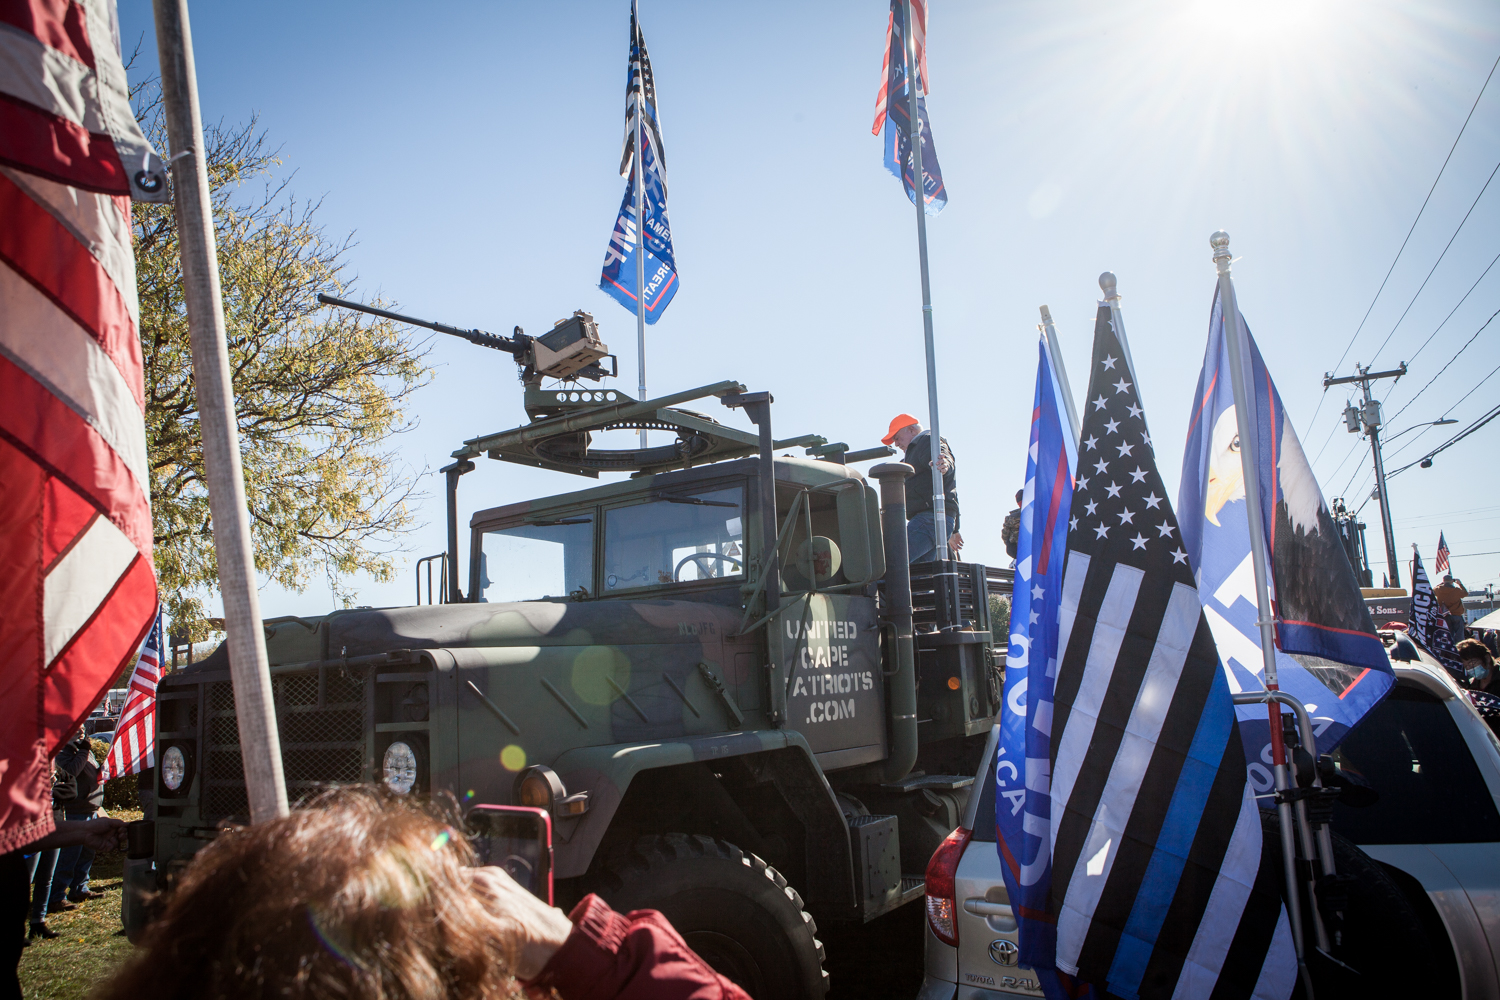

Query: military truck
left=128, top=303, right=1007, bottom=998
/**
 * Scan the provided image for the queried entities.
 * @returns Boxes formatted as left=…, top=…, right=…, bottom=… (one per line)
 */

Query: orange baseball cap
left=882, top=413, right=919, bottom=446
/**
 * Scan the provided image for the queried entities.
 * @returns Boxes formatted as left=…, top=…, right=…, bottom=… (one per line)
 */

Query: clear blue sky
left=117, top=0, right=1500, bottom=615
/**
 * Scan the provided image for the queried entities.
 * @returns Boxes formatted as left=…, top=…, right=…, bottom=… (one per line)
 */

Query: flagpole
left=1098, top=272, right=1143, bottom=412
left=1038, top=305, right=1081, bottom=446
left=153, top=0, right=288, bottom=823
left=633, top=0, right=648, bottom=447
left=1211, top=232, right=1315, bottom=993
left=901, top=0, right=948, bottom=562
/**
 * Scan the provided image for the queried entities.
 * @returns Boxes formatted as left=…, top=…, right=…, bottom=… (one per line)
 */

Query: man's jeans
left=49, top=806, right=97, bottom=905
left=907, top=513, right=956, bottom=564
left=1448, top=614, right=1467, bottom=644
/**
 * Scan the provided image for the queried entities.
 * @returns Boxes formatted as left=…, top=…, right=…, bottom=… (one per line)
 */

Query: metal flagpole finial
left=1098, top=271, right=1119, bottom=302
left=1211, top=231, right=1232, bottom=271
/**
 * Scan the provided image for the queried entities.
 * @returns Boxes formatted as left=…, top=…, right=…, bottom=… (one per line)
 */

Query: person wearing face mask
left=1456, top=638, right=1498, bottom=694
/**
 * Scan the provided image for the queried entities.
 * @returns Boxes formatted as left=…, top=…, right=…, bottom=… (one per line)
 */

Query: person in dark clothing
left=1001, top=489, right=1023, bottom=563
left=1, top=818, right=125, bottom=1000
left=882, top=413, right=962, bottom=563
left=50, top=730, right=105, bottom=908
left=98, top=787, right=748, bottom=1000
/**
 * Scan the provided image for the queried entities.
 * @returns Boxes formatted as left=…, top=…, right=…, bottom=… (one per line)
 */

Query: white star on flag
left=1105, top=482, right=1123, bottom=498
left=1104, top=418, right=1120, bottom=434
left=1113, top=378, right=1133, bottom=395
left=1130, top=467, right=1148, bottom=483
left=1157, top=521, right=1175, bottom=537
left=1093, top=395, right=1108, bottom=411
left=1131, top=533, right=1148, bottom=550
left=1102, top=355, right=1117, bottom=370
left=1144, top=492, right=1162, bottom=508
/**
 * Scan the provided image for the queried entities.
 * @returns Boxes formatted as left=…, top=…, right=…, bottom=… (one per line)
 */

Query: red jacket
left=526, top=895, right=751, bottom=1000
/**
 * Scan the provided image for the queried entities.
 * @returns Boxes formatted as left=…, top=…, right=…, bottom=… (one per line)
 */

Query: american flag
left=1047, top=307, right=1294, bottom=998
left=0, top=0, right=166, bottom=851
left=100, top=612, right=161, bottom=781
left=1435, top=532, right=1451, bottom=575
left=870, top=0, right=929, bottom=136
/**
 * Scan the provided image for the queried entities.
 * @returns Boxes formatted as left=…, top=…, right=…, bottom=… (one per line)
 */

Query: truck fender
left=549, top=730, right=858, bottom=914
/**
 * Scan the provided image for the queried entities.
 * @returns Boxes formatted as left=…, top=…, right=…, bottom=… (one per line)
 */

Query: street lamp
left=1384, top=418, right=1458, bottom=443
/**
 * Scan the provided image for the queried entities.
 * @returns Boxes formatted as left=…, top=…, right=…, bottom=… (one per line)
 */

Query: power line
left=1368, top=157, right=1500, bottom=367
left=1322, top=50, right=1500, bottom=383
left=1385, top=305, right=1500, bottom=426
left=1398, top=246, right=1500, bottom=371
left=1390, top=400, right=1500, bottom=476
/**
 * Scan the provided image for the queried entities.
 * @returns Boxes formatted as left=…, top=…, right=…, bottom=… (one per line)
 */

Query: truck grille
left=201, top=667, right=369, bottom=822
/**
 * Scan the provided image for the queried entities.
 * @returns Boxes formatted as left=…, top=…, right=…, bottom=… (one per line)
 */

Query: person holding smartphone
left=99, top=788, right=749, bottom=1000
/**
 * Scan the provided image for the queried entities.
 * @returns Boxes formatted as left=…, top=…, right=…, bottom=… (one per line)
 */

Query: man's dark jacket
left=901, top=430, right=959, bottom=530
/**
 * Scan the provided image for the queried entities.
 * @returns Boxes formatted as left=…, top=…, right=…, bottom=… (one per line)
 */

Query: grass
left=19, top=811, right=142, bottom=1000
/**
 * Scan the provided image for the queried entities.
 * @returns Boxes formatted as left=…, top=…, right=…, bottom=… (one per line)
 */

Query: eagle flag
left=871, top=0, right=946, bottom=214
left=1409, top=546, right=1463, bottom=673
left=100, top=610, right=162, bottom=781
left=996, top=337, right=1077, bottom=995
left=0, top=0, right=166, bottom=852
left=1046, top=305, right=1295, bottom=999
left=599, top=0, right=679, bottom=323
left=1179, top=287, right=1394, bottom=797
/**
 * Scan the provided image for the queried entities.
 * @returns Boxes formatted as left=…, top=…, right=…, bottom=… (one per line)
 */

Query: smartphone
left=466, top=805, right=553, bottom=905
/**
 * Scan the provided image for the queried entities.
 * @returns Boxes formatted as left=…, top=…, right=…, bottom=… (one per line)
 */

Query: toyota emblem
left=989, top=939, right=1019, bottom=967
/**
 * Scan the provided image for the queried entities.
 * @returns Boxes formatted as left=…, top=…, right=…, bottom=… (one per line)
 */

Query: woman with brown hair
left=98, top=789, right=748, bottom=1000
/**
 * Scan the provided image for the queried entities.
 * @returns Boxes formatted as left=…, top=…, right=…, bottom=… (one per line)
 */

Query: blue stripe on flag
left=1105, top=649, right=1235, bottom=994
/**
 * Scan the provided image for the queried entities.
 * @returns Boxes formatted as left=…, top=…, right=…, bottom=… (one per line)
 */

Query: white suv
left=918, top=654, right=1500, bottom=999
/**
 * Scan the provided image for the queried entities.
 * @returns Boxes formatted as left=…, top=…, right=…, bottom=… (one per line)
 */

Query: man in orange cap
left=881, top=414, right=962, bottom=563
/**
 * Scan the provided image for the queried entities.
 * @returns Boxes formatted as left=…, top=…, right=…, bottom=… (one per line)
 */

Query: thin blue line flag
left=599, top=0, right=679, bottom=323
left=997, top=336, right=1079, bottom=998
left=1179, top=286, right=1394, bottom=795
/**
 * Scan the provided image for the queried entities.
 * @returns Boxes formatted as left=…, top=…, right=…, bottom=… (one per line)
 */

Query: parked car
left=918, top=724, right=1040, bottom=999
left=919, top=651, right=1500, bottom=999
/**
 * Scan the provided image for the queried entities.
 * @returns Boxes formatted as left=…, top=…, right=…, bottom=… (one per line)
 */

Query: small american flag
left=0, top=0, right=166, bottom=850
left=100, top=612, right=162, bottom=782
left=1435, top=532, right=1451, bottom=575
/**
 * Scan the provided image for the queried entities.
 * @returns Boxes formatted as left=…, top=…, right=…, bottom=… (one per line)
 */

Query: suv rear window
left=1331, top=683, right=1500, bottom=845
left=970, top=746, right=998, bottom=842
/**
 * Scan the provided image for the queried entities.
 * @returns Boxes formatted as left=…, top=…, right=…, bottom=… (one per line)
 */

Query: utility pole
left=1325, top=362, right=1407, bottom=589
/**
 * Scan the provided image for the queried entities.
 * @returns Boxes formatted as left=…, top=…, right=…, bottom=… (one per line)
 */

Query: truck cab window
left=603, top=487, right=744, bottom=591
left=479, top=518, right=594, bottom=602
left=777, top=486, right=847, bottom=593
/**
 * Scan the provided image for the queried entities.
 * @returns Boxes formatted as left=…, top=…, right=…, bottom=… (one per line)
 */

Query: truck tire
left=1261, top=811, right=1438, bottom=999
left=591, top=833, right=829, bottom=1000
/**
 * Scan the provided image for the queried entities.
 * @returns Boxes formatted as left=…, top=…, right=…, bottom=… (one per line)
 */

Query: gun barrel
left=316, top=293, right=519, bottom=355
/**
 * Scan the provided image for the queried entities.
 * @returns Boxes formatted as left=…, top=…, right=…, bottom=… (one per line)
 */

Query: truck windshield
left=479, top=517, right=594, bottom=602
left=603, top=487, right=745, bottom=592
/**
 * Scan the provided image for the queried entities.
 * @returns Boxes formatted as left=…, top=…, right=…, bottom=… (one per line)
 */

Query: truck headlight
left=161, top=746, right=187, bottom=791
left=382, top=741, right=418, bottom=795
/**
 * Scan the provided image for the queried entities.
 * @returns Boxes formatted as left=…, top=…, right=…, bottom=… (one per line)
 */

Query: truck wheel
left=591, top=833, right=829, bottom=1000
left=1261, top=811, right=1438, bottom=999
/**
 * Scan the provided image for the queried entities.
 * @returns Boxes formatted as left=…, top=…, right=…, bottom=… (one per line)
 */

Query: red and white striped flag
left=1436, top=532, right=1451, bottom=575
left=870, top=0, right=929, bottom=135
left=100, top=612, right=160, bottom=781
left=0, top=0, right=167, bottom=851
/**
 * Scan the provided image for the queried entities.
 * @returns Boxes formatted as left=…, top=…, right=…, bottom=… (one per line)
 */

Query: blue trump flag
left=997, top=337, right=1077, bottom=994
left=872, top=0, right=947, bottom=215
left=1179, top=287, right=1393, bottom=793
left=599, top=0, right=679, bottom=322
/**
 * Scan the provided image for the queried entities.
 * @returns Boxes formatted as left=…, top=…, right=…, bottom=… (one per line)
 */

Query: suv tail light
left=925, top=826, right=972, bottom=946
